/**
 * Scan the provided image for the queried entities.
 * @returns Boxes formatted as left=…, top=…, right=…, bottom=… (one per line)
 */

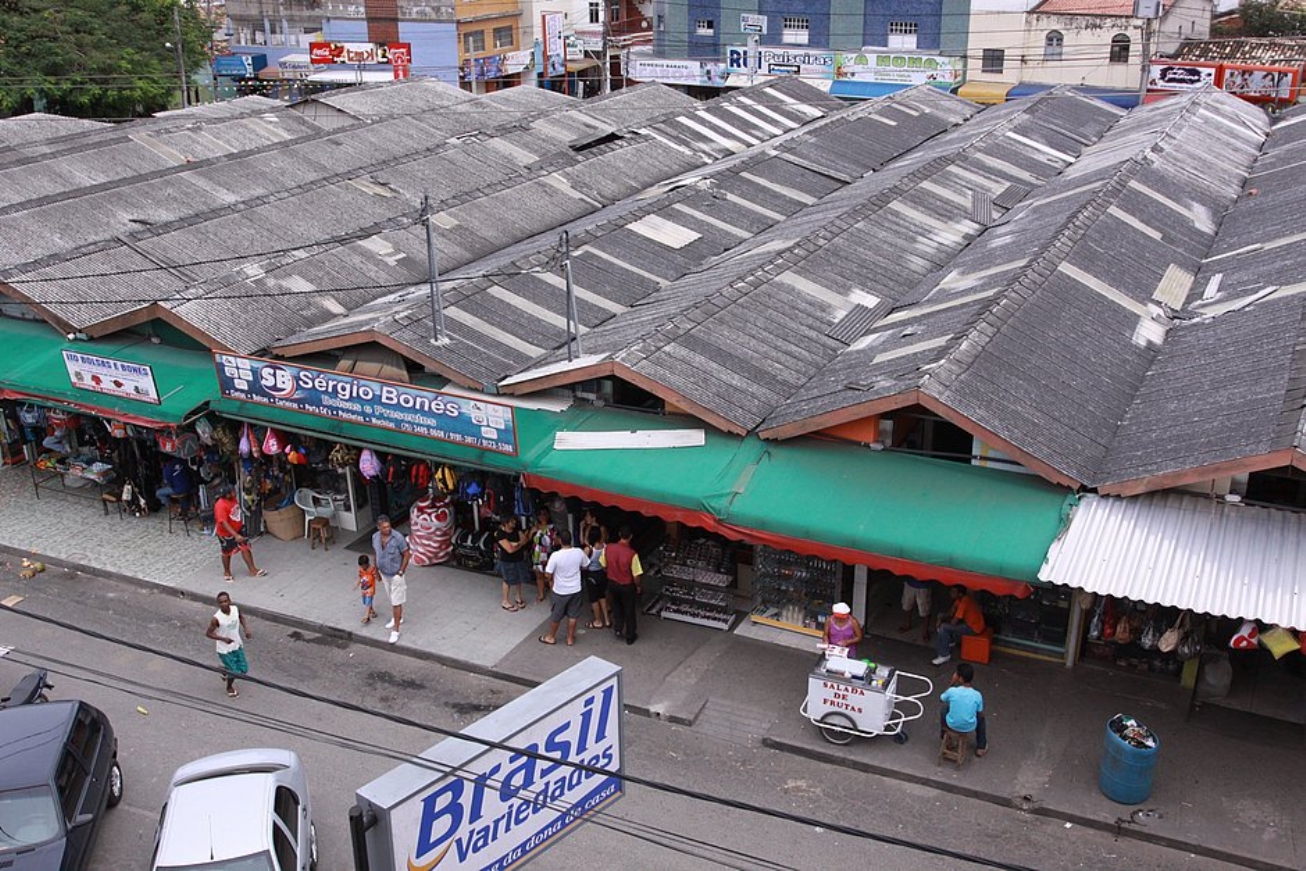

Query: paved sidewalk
left=1, top=465, right=1301, bottom=869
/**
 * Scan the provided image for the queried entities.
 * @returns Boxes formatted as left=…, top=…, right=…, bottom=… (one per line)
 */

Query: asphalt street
left=0, top=563, right=1224, bottom=871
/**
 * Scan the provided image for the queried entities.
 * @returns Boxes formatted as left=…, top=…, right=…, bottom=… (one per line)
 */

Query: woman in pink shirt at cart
left=823, top=602, right=864, bottom=659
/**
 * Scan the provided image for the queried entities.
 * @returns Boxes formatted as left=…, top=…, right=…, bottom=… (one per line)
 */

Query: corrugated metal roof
left=1039, top=493, right=1306, bottom=628
left=1172, top=38, right=1306, bottom=66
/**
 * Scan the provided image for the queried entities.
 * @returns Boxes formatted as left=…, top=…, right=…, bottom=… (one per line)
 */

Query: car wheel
left=107, top=761, right=124, bottom=808
left=309, top=821, right=317, bottom=871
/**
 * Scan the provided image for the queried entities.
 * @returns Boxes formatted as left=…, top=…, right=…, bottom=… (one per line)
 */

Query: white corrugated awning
left=1039, top=493, right=1306, bottom=628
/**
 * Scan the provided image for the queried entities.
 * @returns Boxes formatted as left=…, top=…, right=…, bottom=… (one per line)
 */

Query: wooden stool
left=939, top=728, right=970, bottom=769
left=961, top=627, right=995, bottom=664
left=308, top=517, right=334, bottom=551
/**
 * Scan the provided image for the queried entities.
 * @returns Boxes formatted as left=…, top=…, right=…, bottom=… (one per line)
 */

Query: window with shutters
left=888, top=22, right=918, bottom=51
left=1110, top=34, right=1130, bottom=64
left=463, top=30, right=485, bottom=54
left=782, top=16, right=810, bottom=45
left=981, top=48, right=1004, bottom=74
left=1045, top=31, right=1063, bottom=61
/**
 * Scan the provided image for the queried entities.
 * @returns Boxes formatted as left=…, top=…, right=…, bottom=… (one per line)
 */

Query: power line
left=0, top=649, right=797, bottom=871
left=0, top=600, right=1035, bottom=871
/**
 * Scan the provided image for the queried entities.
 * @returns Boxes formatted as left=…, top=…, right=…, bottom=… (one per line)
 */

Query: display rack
left=750, top=546, right=842, bottom=637
left=649, top=538, right=737, bottom=631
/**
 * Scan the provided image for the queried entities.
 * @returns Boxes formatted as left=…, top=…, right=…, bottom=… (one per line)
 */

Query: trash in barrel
left=1100, top=713, right=1159, bottom=804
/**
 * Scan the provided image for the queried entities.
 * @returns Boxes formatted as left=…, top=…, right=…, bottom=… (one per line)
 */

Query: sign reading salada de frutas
left=355, top=658, right=623, bottom=871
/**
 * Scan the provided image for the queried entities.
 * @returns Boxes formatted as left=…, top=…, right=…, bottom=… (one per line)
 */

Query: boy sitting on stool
left=940, top=662, right=988, bottom=758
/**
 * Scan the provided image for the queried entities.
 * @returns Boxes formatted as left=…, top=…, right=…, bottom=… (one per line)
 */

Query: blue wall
left=660, top=0, right=949, bottom=59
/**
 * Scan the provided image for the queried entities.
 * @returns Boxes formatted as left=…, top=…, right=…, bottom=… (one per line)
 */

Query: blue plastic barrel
left=1099, top=718, right=1159, bottom=804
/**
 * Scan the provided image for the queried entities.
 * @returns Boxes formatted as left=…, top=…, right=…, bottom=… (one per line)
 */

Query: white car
left=151, top=749, right=317, bottom=871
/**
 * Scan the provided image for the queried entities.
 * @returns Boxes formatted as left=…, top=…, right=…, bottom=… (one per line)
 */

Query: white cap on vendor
left=831, top=602, right=851, bottom=615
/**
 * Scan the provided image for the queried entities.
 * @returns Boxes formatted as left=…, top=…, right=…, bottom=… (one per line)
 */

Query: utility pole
left=1133, top=0, right=1160, bottom=107
left=563, top=231, right=582, bottom=359
left=600, top=3, right=611, bottom=95
left=423, top=195, right=446, bottom=343
left=172, top=4, right=189, bottom=109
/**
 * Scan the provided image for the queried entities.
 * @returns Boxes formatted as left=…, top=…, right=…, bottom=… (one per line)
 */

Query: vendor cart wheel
left=893, top=731, right=909, bottom=745
left=818, top=712, right=857, bottom=745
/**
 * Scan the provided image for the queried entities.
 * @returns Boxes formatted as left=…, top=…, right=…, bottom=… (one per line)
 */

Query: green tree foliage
left=1238, top=0, right=1306, bottom=37
left=0, top=0, right=210, bottom=118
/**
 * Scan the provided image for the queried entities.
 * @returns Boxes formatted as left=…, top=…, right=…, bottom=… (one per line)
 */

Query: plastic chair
left=294, top=488, right=336, bottom=539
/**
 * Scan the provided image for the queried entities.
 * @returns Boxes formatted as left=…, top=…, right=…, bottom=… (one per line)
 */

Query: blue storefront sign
left=214, top=354, right=518, bottom=455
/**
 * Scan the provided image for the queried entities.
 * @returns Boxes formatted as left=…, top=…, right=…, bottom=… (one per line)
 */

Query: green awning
left=523, top=408, right=766, bottom=527
left=721, top=439, right=1074, bottom=584
left=0, top=318, right=216, bottom=427
left=210, top=396, right=568, bottom=474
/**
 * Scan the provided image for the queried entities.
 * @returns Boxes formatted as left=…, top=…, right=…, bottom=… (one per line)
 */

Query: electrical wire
left=0, top=600, right=1035, bottom=871
left=0, top=650, right=794, bottom=871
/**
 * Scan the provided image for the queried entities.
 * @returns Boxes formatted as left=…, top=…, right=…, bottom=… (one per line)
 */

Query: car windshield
left=0, top=786, right=62, bottom=849
left=158, top=854, right=276, bottom=871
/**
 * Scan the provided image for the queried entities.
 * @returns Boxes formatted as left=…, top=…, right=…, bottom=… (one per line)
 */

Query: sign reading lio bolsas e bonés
left=63, top=350, right=161, bottom=404
left=213, top=354, right=517, bottom=455
left=355, top=658, right=623, bottom=871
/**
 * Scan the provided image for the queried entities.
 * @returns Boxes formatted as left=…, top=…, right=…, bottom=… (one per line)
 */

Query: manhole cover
left=1131, top=809, right=1163, bottom=826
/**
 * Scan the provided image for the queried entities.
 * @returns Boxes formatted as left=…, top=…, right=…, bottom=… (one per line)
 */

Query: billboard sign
left=628, top=57, right=727, bottom=87
left=726, top=46, right=834, bottom=79
left=833, top=51, right=961, bottom=87
left=213, top=354, right=518, bottom=455
left=355, top=658, right=623, bottom=871
left=213, top=54, right=255, bottom=77
left=309, top=41, right=411, bottom=66
left=543, top=12, right=566, bottom=77
left=740, top=13, right=767, bottom=35
left=1219, top=63, right=1299, bottom=104
left=1147, top=62, right=1218, bottom=92
left=62, top=350, right=160, bottom=405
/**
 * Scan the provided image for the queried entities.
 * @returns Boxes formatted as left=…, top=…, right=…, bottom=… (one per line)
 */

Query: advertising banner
left=356, top=659, right=623, bottom=871
left=833, top=51, right=961, bottom=87
left=740, top=13, right=767, bottom=35
left=1220, top=63, right=1299, bottom=104
left=63, top=350, right=160, bottom=405
left=543, top=12, right=566, bottom=77
left=726, top=45, right=835, bottom=79
left=309, top=41, right=411, bottom=66
left=628, top=57, right=727, bottom=87
left=1146, top=62, right=1218, bottom=92
left=213, top=54, right=255, bottom=77
left=213, top=354, right=517, bottom=455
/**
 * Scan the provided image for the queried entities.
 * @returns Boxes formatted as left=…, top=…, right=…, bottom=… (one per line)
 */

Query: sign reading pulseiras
left=355, top=658, right=623, bottom=871
left=62, top=350, right=161, bottom=405
left=213, top=354, right=518, bottom=455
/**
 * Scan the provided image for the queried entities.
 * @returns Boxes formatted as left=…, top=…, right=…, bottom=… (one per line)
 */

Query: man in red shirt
left=214, top=484, right=266, bottom=582
left=601, top=526, right=643, bottom=645
left=933, top=585, right=985, bottom=666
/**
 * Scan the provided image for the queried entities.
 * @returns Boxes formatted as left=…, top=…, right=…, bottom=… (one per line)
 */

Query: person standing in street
left=602, top=526, right=644, bottom=645
left=933, top=585, right=986, bottom=666
left=495, top=515, right=530, bottom=611
left=940, top=662, right=988, bottom=757
left=583, top=526, right=610, bottom=630
left=206, top=591, right=251, bottom=699
left=355, top=555, right=379, bottom=624
left=372, top=515, right=411, bottom=644
left=539, top=530, right=587, bottom=646
left=213, top=484, right=266, bottom=582
left=823, top=602, right=863, bottom=659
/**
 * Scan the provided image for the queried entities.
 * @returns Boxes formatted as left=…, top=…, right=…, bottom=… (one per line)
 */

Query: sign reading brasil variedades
left=355, top=658, right=622, bottom=871
left=213, top=354, right=518, bottom=455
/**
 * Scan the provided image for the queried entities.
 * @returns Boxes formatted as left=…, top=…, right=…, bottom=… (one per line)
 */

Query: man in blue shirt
left=940, top=663, right=988, bottom=757
left=156, top=457, right=193, bottom=516
left=372, top=514, right=411, bottom=644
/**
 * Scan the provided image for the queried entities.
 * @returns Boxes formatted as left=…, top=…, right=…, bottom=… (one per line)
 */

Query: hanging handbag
left=1114, top=613, right=1134, bottom=645
left=1177, top=629, right=1202, bottom=661
left=238, top=423, right=252, bottom=458
left=1158, top=612, right=1186, bottom=654
left=194, top=416, right=215, bottom=445
left=1138, top=620, right=1160, bottom=651
left=157, top=429, right=179, bottom=454
left=1087, top=597, right=1105, bottom=641
left=1229, top=620, right=1259, bottom=650
left=262, top=427, right=283, bottom=456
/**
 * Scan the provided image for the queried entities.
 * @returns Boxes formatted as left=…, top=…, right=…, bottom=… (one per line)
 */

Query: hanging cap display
left=832, top=602, right=851, bottom=615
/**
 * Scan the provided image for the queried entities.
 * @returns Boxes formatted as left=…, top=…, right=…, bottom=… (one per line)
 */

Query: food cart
left=799, top=647, right=933, bottom=745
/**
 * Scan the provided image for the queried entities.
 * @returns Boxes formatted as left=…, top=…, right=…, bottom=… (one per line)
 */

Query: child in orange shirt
left=355, top=555, right=379, bottom=624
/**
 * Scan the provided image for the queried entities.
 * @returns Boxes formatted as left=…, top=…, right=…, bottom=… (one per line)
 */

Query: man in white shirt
left=538, top=530, right=587, bottom=647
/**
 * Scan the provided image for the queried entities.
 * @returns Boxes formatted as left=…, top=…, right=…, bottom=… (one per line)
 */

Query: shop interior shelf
left=659, top=605, right=736, bottom=631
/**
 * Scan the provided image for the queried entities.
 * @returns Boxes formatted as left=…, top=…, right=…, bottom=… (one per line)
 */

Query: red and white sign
left=309, top=41, right=412, bottom=67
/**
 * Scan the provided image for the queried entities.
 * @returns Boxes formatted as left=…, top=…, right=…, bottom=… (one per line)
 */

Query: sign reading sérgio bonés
left=213, top=354, right=517, bottom=455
